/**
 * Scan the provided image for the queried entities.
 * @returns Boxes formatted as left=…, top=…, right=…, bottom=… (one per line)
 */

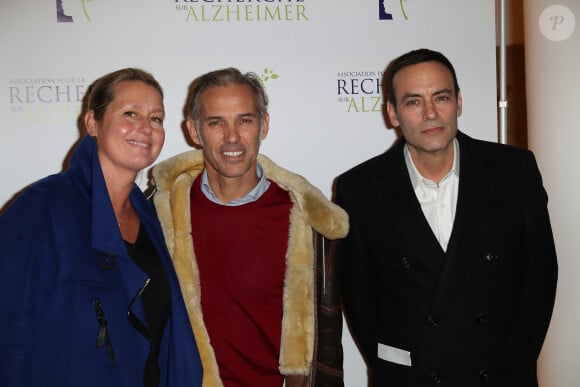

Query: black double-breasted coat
left=336, top=131, right=557, bottom=386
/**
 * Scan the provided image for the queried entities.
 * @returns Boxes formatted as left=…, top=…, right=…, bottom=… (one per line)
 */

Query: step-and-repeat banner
left=1, top=1, right=496, bottom=384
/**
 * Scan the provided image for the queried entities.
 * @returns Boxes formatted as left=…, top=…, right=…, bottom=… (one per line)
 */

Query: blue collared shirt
left=200, top=163, right=271, bottom=206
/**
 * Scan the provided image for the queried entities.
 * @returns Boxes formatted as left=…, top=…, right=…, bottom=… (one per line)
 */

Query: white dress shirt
left=404, top=139, right=460, bottom=251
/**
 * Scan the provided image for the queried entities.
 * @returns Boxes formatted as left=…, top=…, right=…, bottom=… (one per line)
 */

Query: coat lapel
left=373, top=139, right=446, bottom=276
left=431, top=132, right=489, bottom=309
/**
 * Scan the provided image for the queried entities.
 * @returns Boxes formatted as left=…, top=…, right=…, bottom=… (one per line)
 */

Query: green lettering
left=213, top=5, right=224, bottom=21
left=296, top=5, right=308, bottom=20
left=265, top=5, right=281, bottom=20
left=185, top=5, right=199, bottom=21
left=347, top=98, right=360, bottom=112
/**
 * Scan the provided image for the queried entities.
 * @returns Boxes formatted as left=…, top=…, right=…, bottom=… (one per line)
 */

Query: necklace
left=116, top=200, right=132, bottom=228
left=116, top=208, right=126, bottom=227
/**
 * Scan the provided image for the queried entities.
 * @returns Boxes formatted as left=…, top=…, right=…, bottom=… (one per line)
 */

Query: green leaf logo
left=259, top=68, right=280, bottom=87
left=81, top=0, right=94, bottom=22
left=400, top=0, right=409, bottom=21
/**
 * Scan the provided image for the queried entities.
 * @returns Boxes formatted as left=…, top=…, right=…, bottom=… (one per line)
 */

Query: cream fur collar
left=153, top=150, right=348, bottom=386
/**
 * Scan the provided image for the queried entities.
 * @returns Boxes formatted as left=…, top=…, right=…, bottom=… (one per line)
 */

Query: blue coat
left=0, top=136, right=203, bottom=387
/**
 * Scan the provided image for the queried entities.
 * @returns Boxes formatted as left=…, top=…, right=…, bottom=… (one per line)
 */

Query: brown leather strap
left=312, top=233, right=344, bottom=387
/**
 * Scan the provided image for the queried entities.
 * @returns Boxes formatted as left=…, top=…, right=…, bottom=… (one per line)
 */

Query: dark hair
left=385, top=48, right=460, bottom=106
left=86, top=68, right=163, bottom=125
left=186, top=67, right=268, bottom=129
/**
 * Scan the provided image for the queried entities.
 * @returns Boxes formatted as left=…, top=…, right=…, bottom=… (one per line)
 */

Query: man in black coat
left=336, top=48, right=557, bottom=387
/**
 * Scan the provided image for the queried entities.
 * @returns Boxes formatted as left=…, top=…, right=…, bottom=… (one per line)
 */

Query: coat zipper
left=93, top=299, right=116, bottom=363
left=132, top=277, right=151, bottom=302
left=128, top=278, right=155, bottom=351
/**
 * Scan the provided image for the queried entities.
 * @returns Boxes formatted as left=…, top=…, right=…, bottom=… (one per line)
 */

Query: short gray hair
left=186, top=67, right=268, bottom=130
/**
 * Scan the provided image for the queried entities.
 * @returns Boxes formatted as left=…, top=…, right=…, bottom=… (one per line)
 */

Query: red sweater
left=190, top=177, right=292, bottom=387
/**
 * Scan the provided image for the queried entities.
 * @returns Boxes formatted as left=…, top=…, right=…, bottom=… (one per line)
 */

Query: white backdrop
left=0, top=1, right=497, bottom=385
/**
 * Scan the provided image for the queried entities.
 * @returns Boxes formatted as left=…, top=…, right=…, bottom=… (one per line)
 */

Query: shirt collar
left=200, top=163, right=271, bottom=206
left=404, top=137, right=460, bottom=188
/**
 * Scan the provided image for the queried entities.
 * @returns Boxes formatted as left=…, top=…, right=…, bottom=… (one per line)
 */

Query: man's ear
left=260, top=113, right=270, bottom=141
left=386, top=101, right=399, bottom=127
left=186, top=118, right=202, bottom=146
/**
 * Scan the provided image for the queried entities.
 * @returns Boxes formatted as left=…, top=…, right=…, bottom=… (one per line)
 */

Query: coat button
left=99, top=253, right=116, bottom=270
left=427, top=316, right=438, bottom=327
left=429, top=372, right=441, bottom=384
left=474, top=313, right=487, bottom=325
left=401, top=257, right=412, bottom=269
left=484, top=252, right=498, bottom=262
left=479, top=369, right=490, bottom=382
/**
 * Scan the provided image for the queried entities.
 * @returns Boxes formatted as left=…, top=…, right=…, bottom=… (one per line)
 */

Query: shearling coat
left=152, top=150, right=349, bottom=387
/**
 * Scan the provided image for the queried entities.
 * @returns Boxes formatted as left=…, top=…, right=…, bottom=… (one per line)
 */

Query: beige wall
left=523, top=2, right=579, bottom=386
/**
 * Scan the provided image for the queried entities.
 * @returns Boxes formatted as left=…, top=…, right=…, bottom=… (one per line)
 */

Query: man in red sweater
left=152, top=68, right=349, bottom=387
